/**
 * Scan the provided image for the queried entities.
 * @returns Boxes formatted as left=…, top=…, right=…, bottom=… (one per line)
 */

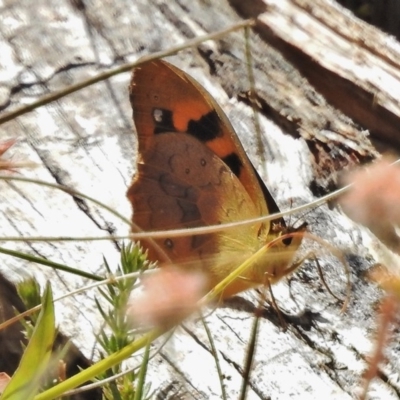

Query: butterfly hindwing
left=127, top=132, right=261, bottom=274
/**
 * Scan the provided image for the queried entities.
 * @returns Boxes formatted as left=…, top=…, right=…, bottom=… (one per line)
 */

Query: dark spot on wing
left=188, top=110, right=221, bottom=142
left=282, top=237, right=292, bottom=246
left=152, top=108, right=175, bottom=134
left=191, top=234, right=210, bottom=250
left=222, top=152, right=242, bottom=177
left=177, top=199, right=201, bottom=223
left=164, top=238, right=173, bottom=249
left=159, top=174, right=188, bottom=197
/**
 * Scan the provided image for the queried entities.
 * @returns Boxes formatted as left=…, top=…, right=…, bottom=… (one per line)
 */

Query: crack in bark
left=27, top=140, right=121, bottom=251
left=159, top=350, right=211, bottom=400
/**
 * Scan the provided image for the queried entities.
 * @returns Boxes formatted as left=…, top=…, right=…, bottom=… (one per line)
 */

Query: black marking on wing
left=177, top=199, right=202, bottom=224
left=152, top=108, right=175, bottom=134
left=191, top=234, right=210, bottom=250
left=188, top=110, right=221, bottom=142
left=164, top=238, right=174, bottom=249
left=282, top=237, right=292, bottom=245
left=159, top=174, right=189, bottom=198
left=222, top=152, right=242, bottom=177
left=158, top=175, right=201, bottom=224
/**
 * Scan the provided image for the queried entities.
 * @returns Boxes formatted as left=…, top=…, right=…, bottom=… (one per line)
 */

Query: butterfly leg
left=303, top=252, right=346, bottom=303
left=264, top=278, right=288, bottom=331
left=285, top=251, right=345, bottom=305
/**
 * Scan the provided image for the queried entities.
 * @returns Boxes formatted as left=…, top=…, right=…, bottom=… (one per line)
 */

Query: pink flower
left=128, top=268, right=206, bottom=328
left=0, top=139, right=33, bottom=172
left=0, top=139, right=18, bottom=171
left=340, top=158, right=400, bottom=252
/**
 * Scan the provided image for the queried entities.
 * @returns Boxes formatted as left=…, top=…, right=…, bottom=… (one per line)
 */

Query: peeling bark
left=1, top=0, right=400, bottom=399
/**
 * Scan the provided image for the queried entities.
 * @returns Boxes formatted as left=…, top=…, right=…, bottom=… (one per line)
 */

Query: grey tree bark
left=0, top=0, right=399, bottom=399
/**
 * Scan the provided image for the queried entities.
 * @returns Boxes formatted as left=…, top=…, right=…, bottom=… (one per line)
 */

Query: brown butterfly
left=127, top=59, right=306, bottom=298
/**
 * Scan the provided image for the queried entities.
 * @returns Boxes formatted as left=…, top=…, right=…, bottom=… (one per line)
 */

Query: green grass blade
left=134, top=338, right=151, bottom=400
left=0, top=246, right=104, bottom=281
left=1, top=283, right=55, bottom=400
left=34, top=328, right=163, bottom=400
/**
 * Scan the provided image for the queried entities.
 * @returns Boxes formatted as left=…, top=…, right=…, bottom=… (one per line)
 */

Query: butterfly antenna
left=288, top=200, right=326, bottom=230
left=282, top=198, right=307, bottom=233
left=287, top=198, right=294, bottom=227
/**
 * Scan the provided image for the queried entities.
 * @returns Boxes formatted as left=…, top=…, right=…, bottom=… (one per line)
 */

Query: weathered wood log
left=1, top=0, right=400, bottom=398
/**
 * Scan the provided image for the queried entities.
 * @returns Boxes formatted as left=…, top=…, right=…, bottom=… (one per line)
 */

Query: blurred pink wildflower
left=340, top=158, right=400, bottom=252
left=0, top=139, right=34, bottom=172
left=128, top=267, right=206, bottom=329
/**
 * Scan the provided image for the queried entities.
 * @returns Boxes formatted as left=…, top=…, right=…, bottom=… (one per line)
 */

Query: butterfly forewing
left=130, top=60, right=274, bottom=219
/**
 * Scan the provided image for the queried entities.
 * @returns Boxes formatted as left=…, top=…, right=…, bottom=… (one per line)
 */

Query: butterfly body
left=128, top=60, right=305, bottom=297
